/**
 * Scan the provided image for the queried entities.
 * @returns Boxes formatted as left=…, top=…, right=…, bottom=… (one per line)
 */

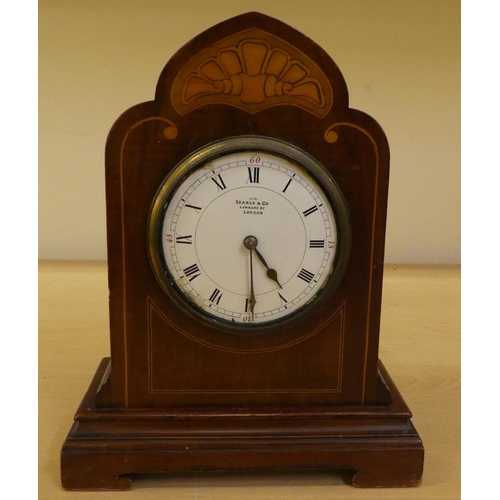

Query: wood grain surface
left=39, top=261, right=459, bottom=498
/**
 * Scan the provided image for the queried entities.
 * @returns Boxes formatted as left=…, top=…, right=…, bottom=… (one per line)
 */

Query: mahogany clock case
left=60, top=12, right=424, bottom=490
left=100, top=12, right=388, bottom=410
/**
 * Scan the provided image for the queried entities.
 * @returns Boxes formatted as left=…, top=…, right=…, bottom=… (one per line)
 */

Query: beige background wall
left=39, top=0, right=460, bottom=263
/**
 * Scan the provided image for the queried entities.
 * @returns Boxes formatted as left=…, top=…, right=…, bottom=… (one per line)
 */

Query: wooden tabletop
left=39, top=261, right=460, bottom=499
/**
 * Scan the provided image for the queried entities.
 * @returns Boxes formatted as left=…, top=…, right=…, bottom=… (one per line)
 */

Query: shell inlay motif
left=171, top=31, right=333, bottom=117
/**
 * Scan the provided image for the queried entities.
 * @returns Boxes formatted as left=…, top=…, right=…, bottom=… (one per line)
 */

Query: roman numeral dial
left=149, top=140, right=348, bottom=328
left=176, top=234, right=192, bottom=244
left=211, top=174, right=227, bottom=191
left=247, top=167, right=260, bottom=184
left=297, top=268, right=315, bottom=283
left=309, top=239, right=325, bottom=248
left=208, top=288, right=223, bottom=305
left=183, top=263, right=201, bottom=281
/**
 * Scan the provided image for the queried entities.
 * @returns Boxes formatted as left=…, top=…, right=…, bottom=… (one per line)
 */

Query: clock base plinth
left=61, top=358, right=424, bottom=490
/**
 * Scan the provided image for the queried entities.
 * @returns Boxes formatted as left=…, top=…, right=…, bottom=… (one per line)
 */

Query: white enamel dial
left=149, top=139, right=347, bottom=329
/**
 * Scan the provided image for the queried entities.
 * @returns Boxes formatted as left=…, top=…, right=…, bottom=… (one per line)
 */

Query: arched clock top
left=155, top=12, right=349, bottom=118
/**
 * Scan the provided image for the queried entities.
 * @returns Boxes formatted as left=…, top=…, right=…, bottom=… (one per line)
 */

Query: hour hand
left=254, top=248, right=283, bottom=289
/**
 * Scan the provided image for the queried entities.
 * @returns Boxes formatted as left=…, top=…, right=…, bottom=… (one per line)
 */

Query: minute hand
left=254, top=248, right=283, bottom=289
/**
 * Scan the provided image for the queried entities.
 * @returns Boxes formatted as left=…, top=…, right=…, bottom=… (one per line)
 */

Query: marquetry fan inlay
left=171, top=28, right=333, bottom=117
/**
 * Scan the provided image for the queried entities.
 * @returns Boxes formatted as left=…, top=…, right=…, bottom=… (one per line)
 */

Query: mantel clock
left=61, top=12, right=424, bottom=490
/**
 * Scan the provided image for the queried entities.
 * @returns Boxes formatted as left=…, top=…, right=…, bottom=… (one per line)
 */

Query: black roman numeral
left=297, top=268, right=315, bottom=283
left=211, top=174, right=227, bottom=191
left=208, top=288, right=223, bottom=305
left=183, top=263, right=201, bottom=281
left=176, top=234, right=192, bottom=244
left=247, top=167, right=260, bottom=183
left=185, top=203, right=202, bottom=212
left=303, top=205, right=319, bottom=217
left=278, top=292, right=288, bottom=307
left=309, top=239, right=325, bottom=248
left=282, top=174, right=295, bottom=193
